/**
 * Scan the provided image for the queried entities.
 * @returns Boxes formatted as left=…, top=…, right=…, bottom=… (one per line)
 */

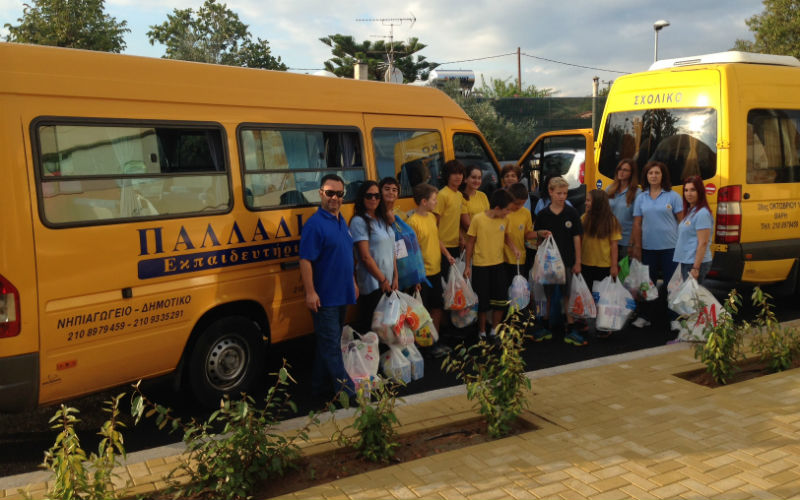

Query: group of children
left=403, top=160, right=624, bottom=350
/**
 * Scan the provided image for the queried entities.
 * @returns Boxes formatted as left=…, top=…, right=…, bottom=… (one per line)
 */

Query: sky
left=0, top=0, right=765, bottom=96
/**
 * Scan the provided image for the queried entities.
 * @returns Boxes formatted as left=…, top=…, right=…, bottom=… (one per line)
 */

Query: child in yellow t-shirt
left=464, top=189, right=519, bottom=339
left=581, top=189, right=622, bottom=337
left=407, top=183, right=456, bottom=358
left=504, top=183, right=537, bottom=284
left=434, top=160, right=465, bottom=278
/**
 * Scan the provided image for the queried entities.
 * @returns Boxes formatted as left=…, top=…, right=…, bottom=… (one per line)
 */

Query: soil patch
left=256, top=414, right=538, bottom=499
left=675, top=356, right=800, bottom=388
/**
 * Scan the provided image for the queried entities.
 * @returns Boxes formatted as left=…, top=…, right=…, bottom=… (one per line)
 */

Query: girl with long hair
left=460, top=164, right=489, bottom=233
left=579, top=189, right=622, bottom=337
left=673, top=176, right=713, bottom=283
left=606, top=158, right=641, bottom=257
left=350, top=180, right=397, bottom=333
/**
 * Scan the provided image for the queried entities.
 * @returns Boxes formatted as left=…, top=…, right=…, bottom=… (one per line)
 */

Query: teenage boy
left=505, top=183, right=537, bottom=283
left=533, top=176, right=585, bottom=346
left=407, top=183, right=455, bottom=358
left=464, top=189, right=520, bottom=340
left=434, top=160, right=465, bottom=279
left=299, top=174, right=358, bottom=397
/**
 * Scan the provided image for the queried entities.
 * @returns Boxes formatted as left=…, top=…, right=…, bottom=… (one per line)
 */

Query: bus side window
left=747, top=109, right=800, bottom=184
left=240, top=127, right=365, bottom=209
left=371, top=129, right=444, bottom=197
left=35, top=122, right=230, bottom=226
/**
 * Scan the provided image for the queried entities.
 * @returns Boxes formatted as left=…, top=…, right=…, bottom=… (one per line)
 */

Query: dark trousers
left=312, top=306, right=355, bottom=397
left=640, top=249, right=679, bottom=322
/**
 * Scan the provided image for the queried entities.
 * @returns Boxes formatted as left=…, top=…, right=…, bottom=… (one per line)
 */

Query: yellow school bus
left=519, top=51, right=800, bottom=293
left=0, top=42, right=501, bottom=411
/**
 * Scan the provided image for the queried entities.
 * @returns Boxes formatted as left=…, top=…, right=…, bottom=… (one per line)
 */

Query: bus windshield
left=598, top=107, right=717, bottom=183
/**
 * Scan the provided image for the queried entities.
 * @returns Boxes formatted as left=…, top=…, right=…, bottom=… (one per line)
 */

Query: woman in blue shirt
left=350, top=181, right=398, bottom=333
left=673, top=176, right=713, bottom=283
left=631, top=161, right=684, bottom=328
left=606, top=158, right=641, bottom=258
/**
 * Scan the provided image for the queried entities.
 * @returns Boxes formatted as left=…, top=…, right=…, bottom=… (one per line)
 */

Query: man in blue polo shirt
left=300, top=174, right=358, bottom=398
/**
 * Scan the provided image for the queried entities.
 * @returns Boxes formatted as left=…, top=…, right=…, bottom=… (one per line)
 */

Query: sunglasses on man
left=321, top=189, right=346, bottom=199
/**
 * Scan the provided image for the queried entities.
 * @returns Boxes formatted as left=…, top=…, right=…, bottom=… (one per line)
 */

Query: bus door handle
left=280, top=260, right=299, bottom=270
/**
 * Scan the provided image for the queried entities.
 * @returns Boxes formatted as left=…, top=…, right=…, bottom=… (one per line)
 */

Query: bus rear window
left=36, top=122, right=230, bottom=225
left=598, top=108, right=717, bottom=182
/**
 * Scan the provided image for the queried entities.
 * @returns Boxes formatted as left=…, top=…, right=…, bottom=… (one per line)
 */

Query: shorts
left=471, top=264, right=507, bottom=312
left=419, top=272, right=444, bottom=311
left=581, top=265, right=610, bottom=290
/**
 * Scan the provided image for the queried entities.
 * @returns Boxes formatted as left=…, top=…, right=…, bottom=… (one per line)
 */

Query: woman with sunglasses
left=606, top=158, right=641, bottom=258
left=350, top=180, right=398, bottom=333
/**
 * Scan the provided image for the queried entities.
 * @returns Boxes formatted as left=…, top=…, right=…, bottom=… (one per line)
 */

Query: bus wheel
left=187, top=316, right=265, bottom=408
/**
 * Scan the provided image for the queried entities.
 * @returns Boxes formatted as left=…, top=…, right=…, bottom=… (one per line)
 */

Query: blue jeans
left=311, top=306, right=355, bottom=397
left=641, top=249, right=679, bottom=322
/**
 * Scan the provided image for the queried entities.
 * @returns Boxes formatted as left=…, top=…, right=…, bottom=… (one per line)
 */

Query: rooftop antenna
left=356, top=14, right=416, bottom=82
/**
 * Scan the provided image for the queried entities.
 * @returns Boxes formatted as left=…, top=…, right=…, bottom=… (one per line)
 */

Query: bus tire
left=187, top=316, right=265, bottom=408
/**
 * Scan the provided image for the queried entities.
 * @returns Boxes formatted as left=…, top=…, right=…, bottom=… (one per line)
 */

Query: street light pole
left=653, top=19, right=670, bottom=63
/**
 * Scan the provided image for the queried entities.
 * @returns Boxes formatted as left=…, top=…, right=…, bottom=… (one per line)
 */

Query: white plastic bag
left=451, top=303, right=478, bottom=328
left=623, top=259, right=658, bottom=301
left=568, top=274, right=597, bottom=319
left=341, top=326, right=380, bottom=389
left=381, top=345, right=411, bottom=383
left=372, top=292, right=408, bottom=344
left=668, top=276, right=725, bottom=342
left=532, top=235, right=565, bottom=284
left=594, top=277, right=635, bottom=331
left=443, top=265, right=478, bottom=311
left=398, top=291, right=432, bottom=332
left=508, top=265, right=530, bottom=310
left=402, top=343, right=424, bottom=380
left=667, top=265, right=684, bottom=302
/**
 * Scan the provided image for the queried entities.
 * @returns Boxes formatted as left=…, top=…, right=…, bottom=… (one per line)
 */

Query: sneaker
left=488, top=327, right=497, bottom=338
left=632, top=317, right=651, bottom=328
left=670, top=320, right=681, bottom=331
left=564, top=330, right=588, bottom=346
left=430, top=343, right=452, bottom=359
left=478, top=331, right=487, bottom=340
left=532, top=329, right=552, bottom=342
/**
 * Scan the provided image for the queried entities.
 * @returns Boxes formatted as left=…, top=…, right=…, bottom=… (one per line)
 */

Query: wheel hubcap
left=205, top=335, right=249, bottom=390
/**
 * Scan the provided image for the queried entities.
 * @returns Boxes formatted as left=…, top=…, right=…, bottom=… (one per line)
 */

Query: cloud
left=3, top=0, right=766, bottom=95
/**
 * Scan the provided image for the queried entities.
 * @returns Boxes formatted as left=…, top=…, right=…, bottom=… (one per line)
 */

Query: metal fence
left=492, top=96, right=608, bottom=138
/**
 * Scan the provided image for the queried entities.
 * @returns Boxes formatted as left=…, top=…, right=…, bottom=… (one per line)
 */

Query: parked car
left=541, top=149, right=585, bottom=190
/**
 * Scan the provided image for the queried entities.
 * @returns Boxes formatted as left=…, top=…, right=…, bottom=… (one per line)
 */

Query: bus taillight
left=0, top=274, right=20, bottom=338
left=715, top=185, right=742, bottom=244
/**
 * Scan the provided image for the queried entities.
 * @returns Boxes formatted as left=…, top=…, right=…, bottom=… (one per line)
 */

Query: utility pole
left=517, top=47, right=522, bottom=92
left=356, top=14, right=416, bottom=82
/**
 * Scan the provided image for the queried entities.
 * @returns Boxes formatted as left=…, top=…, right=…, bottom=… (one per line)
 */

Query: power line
left=434, top=52, right=517, bottom=67
left=289, top=50, right=630, bottom=75
left=521, top=52, right=630, bottom=74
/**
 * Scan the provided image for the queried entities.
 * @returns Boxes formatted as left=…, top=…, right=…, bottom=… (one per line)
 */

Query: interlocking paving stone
left=7, top=340, right=800, bottom=500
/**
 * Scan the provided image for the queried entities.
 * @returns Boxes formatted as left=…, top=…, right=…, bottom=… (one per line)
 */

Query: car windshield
left=598, top=107, right=718, bottom=181
left=543, top=152, right=576, bottom=177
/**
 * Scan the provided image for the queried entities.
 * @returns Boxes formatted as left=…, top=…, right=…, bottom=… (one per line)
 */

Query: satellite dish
left=385, top=67, right=403, bottom=84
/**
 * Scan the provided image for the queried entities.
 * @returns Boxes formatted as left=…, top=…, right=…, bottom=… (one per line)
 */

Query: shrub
left=330, top=379, right=401, bottom=463
left=694, top=289, right=746, bottom=385
left=442, top=308, right=533, bottom=438
left=749, top=286, right=800, bottom=372
left=131, top=362, right=318, bottom=500
left=35, top=393, right=127, bottom=500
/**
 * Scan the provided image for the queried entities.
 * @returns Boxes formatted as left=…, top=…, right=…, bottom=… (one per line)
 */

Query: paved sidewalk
left=3, top=320, right=800, bottom=499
